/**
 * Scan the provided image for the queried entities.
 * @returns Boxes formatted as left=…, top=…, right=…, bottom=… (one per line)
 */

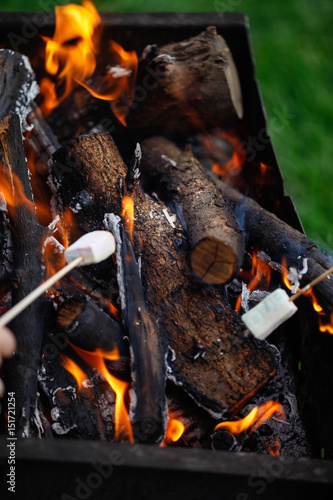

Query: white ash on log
left=0, top=49, right=39, bottom=132
left=125, top=27, right=243, bottom=136
left=0, top=113, right=46, bottom=436
left=49, top=132, right=278, bottom=418
left=140, top=136, right=244, bottom=284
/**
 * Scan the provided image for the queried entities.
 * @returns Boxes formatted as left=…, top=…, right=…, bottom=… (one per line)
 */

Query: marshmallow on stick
left=242, top=265, right=333, bottom=340
left=0, top=231, right=116, bottom=328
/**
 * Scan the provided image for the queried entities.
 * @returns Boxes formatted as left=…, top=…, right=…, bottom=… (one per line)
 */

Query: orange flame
left=319, top=313, right=333, bottom=334
left=236, top=252, right=271, bottom=312
left=281, top=257, right=292, bottom=291
left=214, top=400, right=285, bottom=436
left=70, top=343, right=134, bottom=442
left=42, top=208, right=74, bottom=284
left=160, top=411, right=185, bottom=447
left=40, top=1, right=137, bottom=124
left=122, top=195, right=135, bottom=244
left=61, top=354, right=88, bottom=390
left=281, top=257, right=327, bottom=319
left=210, top=131, right=246, bottom=182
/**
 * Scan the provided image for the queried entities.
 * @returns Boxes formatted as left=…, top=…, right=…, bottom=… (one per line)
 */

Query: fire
left=209, top=131, right=246, bottom=182
left=160, top=411, right=185, bottom=446
left=61, top=354, right=88, bottom=390
left=122, top=195, right=135, bottom=244
left=214, top=400, right=285, bottom=437
left=40, top=1, right=137, bottom=124
left=319, top=313, right=333, bottom=334
left=70, top=343, right=134, bottom=442
left=42, top=208, right=74, bottom=284
left=236, top=252, right=271, bottom=312
left=281, top=257, right=324, bottom=316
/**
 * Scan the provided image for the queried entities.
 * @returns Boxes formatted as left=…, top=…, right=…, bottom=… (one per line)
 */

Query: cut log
left=49, top=132, right=278, bottom=418
left=0, top=113, right=46, bottom=436
left=126, top=27, right=243, bottom=136
left=207, top=175, right=333, bottom=313
left=140, top=136, right=244, bottom=284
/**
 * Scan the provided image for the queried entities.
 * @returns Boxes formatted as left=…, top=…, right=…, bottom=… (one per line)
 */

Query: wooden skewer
left=0, top=256, right=83, bottom=328
left=289, top=265, right=333, bottom=302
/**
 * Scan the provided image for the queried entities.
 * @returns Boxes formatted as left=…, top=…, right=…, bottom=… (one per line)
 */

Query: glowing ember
left=122, top=195, right=135, bottom=244
left=268, top=437, right=280, bottom=456
left=40, top=0, right=137, bottom=124
left=209, top=131, right=246, bottom=182
left=214, top=400, right=285, bottom=437
left=61, top=354, right=88, bottom=390
left=70, top=343, right=133, bottom=442
left=236, top=252, right=271, bottom=312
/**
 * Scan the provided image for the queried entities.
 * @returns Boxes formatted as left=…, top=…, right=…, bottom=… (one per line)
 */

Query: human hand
left=0, top=326, right=16, bottom=397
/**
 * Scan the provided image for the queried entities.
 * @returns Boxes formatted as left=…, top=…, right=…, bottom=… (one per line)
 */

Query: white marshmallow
left=241, top=288, right=298, bottom=340
left=65, top=231, right=116, bottom=266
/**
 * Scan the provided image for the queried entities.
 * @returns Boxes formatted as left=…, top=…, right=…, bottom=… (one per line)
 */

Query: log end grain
left=191, top=237, right=239, bottom=284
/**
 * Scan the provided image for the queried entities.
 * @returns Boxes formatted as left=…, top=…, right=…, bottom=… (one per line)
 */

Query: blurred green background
left=1, top=0, right=332, bottom=252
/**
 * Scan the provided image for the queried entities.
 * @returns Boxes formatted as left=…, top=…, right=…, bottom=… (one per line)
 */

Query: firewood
left=0, top=49, right=39, bottom=132
left=57, top=295, right=129, bottom=372
left=126, top=27, right=243, bottom=135
left=140, top=136, right=244, bottom=284
left=208, top=175, right=333, bottom=313
left=105, top=218, right=167, bottom=443
left=49, top=132, right=278, bottom=418
left=0, top=113, right=46, bottom=436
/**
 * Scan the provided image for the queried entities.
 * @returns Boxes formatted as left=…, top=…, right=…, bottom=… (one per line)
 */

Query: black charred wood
left=0, top=113, right=46, bottom=436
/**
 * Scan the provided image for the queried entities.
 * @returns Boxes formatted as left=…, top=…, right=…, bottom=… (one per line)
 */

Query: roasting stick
left=288, top=265, right=333, bottom=302
left=0, top=231, right=116, bottom=328
left=242, top=265, right=333, bottom=341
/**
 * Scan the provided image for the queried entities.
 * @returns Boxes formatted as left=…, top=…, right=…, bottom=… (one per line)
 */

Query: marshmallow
left=65, top=231, right=116, bottom=266
left=241, top=288, right=298, bottom=340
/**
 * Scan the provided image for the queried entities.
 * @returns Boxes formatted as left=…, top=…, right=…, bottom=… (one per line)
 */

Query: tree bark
left=140, top=136, right=244, bottom=284
left=125, top=27, right=243, bottom=136
left=50, top=132, right=278, bottom=418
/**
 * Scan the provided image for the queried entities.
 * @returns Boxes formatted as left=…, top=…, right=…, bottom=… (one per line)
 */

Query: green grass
left=1, top=0, right=332, bottom=251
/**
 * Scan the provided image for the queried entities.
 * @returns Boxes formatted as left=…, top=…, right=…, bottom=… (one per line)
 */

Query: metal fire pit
left=1, top=12, right=333, bottom=500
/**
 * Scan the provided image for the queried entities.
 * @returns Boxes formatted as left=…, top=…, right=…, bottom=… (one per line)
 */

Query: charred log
left=140, top=136, right=244, bottom=284
left=49, top=132, right=278, bottom=418
left=0, top=49, right=39, bottom=132
left=106, top=218, right=167, bottom=444
left=126, top=27, right=243, bottom=136
left=56, top=294, right=130, bottom=379
left=0, top=113, right=46, bottom=436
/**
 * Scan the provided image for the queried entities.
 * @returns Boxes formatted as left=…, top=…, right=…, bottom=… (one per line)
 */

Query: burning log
left=106, top=217, right=167, bottom=443
left=0, top=49, right=39, bottom=132
left=56, top=294, right=130, bottom=378
left=209, top=176, right=333, bottom=313
left=0, top=113, right=46, bottom=436
left=140, top=136, right=244, bottom=284
left=49, top=132, right=278, bottom=419
left=126, top=27, right=243, bottom=135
